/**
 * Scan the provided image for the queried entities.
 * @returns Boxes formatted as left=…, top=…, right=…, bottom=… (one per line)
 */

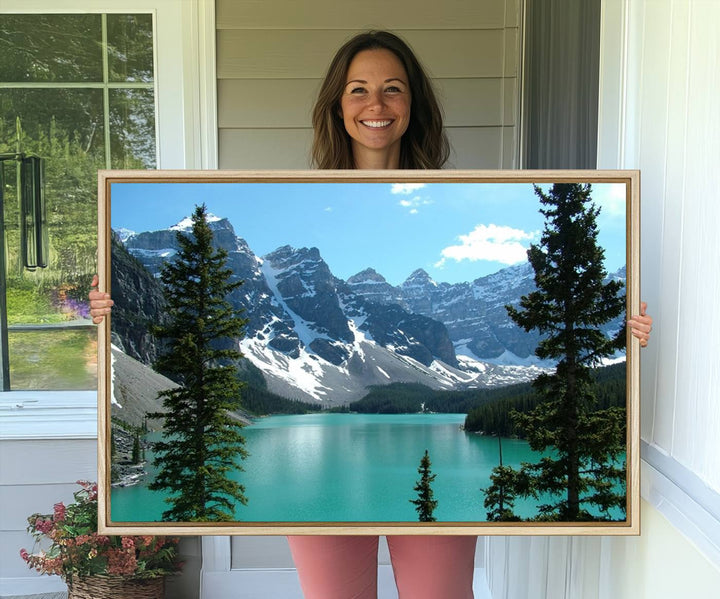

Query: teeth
left=362, top=120, right=392, bottom=128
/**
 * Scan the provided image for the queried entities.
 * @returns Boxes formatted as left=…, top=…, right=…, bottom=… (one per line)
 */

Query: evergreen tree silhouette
left=149, top=204, right=249, bottom=521
left=485, top=183, right=627, bottom=521
left=410, top=449, right=439, bottom=522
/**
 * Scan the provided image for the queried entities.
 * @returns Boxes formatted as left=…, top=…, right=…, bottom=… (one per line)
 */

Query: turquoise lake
left=111, top=413, right=595, bottom=523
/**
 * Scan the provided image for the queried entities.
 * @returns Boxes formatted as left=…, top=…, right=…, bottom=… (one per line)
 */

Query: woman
left=90, top=30, right=653, bottom=599
left=290, top=31, right=479, bottom=599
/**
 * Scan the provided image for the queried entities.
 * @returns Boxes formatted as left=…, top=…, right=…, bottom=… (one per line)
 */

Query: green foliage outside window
left=0, top=13, right=155, bottom=390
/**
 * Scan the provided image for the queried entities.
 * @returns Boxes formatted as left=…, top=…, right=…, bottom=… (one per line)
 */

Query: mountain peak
left=403, top=268, right=435, bottom=288
left=264, top=245, right=322, bottom=266
left=169, top=212, right=225, bottom=231
left=347, top=268, right=388, bottom=285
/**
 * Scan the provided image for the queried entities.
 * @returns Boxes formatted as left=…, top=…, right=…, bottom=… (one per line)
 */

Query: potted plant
left=20, top=481, right=182, bottom=598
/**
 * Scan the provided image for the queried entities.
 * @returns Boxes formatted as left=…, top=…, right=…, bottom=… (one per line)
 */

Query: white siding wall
left=216, top=0, right=522, bottom=169
left=485, top=1, right=720, bottom=597
left=0, top=393, right=96, bottom=596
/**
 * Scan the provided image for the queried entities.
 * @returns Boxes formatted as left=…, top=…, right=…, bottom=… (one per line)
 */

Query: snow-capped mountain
left=117, top=215, right=624, bottom=405
left=348, top=264, right=541, bottom=364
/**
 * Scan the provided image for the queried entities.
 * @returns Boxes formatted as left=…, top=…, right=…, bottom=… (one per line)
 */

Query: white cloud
left=603, top=183, right=626, bottom=217
left=397, top=194, right=432, bottom=212
left=391, top=183, right=426, bottom=195
left=436, top=224, right=537, bottom=267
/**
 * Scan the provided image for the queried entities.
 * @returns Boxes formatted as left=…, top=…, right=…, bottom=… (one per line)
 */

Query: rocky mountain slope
left=113, top=215, right=624, bottom=405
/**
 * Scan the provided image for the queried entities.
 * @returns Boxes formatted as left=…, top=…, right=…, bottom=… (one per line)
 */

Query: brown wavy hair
left=311, top=30, right=449, bottom=170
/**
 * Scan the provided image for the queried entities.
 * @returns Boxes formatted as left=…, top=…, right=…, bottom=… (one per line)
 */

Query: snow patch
left=240, top=337, right=334, bottom=401
left=114, top=228, right=136, bottom=243
left=110, top=344, right=121, bottom=407
left=128, top=248, right=177, bottom=260
left=170, top=213, right=222, bottom=231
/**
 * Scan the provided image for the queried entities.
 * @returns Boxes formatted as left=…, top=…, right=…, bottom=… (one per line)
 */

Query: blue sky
left=110, top=181, right=627, bottom=286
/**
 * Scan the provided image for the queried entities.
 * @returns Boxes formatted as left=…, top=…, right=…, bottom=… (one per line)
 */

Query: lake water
left=111, top=413, right=566, bottom=523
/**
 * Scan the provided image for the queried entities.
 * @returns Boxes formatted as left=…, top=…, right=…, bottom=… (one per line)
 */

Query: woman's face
left=339, top=48, right=411, bottom=168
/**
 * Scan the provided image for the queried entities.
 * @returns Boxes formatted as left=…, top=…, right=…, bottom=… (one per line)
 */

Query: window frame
left=0, top=0, right=216, bottom=423
left=0, top=0, right=218, bottom=170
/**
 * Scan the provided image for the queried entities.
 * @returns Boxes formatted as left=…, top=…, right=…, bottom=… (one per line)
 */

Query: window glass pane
left=8, top=329, right=97, bottom=390
left=110, top=89, right=157, bottom=169
left=107, top=14, right=155, bottom=83
left=2, top=88, right=102, bottom=391
left=0, top=14, right=102, bottom=82
left=0, top=89, right=107, bottom=162
left=1, top=88, right=105, bottom=278
left=0, top=12, right=156, bottom=391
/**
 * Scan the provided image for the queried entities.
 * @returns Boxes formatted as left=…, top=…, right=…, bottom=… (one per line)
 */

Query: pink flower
left=34, top=518, right=53, bottom=535
left=21, top=482, right=180, bottom=580
left=121, top=537, right=135, bottom=550
left=53, top=503, right=66, bottom=522
left=107, top=548, right=137, bottom=576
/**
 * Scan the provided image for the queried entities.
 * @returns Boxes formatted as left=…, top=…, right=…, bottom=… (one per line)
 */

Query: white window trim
left=0, top=0, right=218, bottom=170
left=0, top=0, right=218, bottom=436
left=642, top=442, right=720, bottom=566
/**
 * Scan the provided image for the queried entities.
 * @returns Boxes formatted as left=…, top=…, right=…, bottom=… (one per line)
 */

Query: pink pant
left=287, top=535, right=477, bottom=599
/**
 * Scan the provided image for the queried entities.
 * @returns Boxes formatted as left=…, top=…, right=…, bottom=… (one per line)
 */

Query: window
left=0, top=13, right=156, bottom=390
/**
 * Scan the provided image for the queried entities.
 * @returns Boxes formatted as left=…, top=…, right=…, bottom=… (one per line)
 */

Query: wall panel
left=216, top=0, right=522, bottom=171
left=219, top=128, right=313, bottom=169
left=218, top=78, right=517, bottom=130
left=445, top=127, right=506, bottom=169
left=217, top=0, right=509, bottom=30
left=217, top=29, right=510, bottom=80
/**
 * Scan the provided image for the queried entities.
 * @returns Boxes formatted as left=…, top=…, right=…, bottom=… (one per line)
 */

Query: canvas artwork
left=96, top=170, right=640, bottom=535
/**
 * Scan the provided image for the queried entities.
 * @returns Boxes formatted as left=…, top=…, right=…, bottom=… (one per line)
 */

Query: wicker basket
left=67, top=575, right=165, bottom=599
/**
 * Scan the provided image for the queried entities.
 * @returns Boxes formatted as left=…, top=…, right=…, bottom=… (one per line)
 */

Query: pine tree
left=410, top=450, right=438, bottom=522
left=148, top=204, right=249, bottom=522
left=486, top=183, right=627, bottom=521
left=483, top=466, right=524, bottom=522
left=132, top=433, right=141, bottom=464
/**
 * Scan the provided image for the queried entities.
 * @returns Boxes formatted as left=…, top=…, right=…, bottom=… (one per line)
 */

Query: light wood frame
left=97, top=169, right=640, bottom=536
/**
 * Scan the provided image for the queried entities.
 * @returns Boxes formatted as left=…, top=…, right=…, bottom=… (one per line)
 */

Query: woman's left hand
left=89, top=274, right=113, bottom=324
left=627, top=301, right=653, bottom=348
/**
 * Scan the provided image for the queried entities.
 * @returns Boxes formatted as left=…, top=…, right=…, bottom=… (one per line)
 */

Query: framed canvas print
left=96, top=169, right=640, bottom=536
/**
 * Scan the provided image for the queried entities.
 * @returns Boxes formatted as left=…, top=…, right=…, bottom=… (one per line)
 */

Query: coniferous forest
left=344, top=361, right=625, bottom=440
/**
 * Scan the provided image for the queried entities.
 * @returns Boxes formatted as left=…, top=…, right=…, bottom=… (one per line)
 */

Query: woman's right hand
left=89, top=274, right=113, bottom=324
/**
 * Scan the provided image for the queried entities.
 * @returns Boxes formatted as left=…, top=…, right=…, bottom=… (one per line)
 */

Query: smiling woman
left=310, top=30, right=449, bottom=170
